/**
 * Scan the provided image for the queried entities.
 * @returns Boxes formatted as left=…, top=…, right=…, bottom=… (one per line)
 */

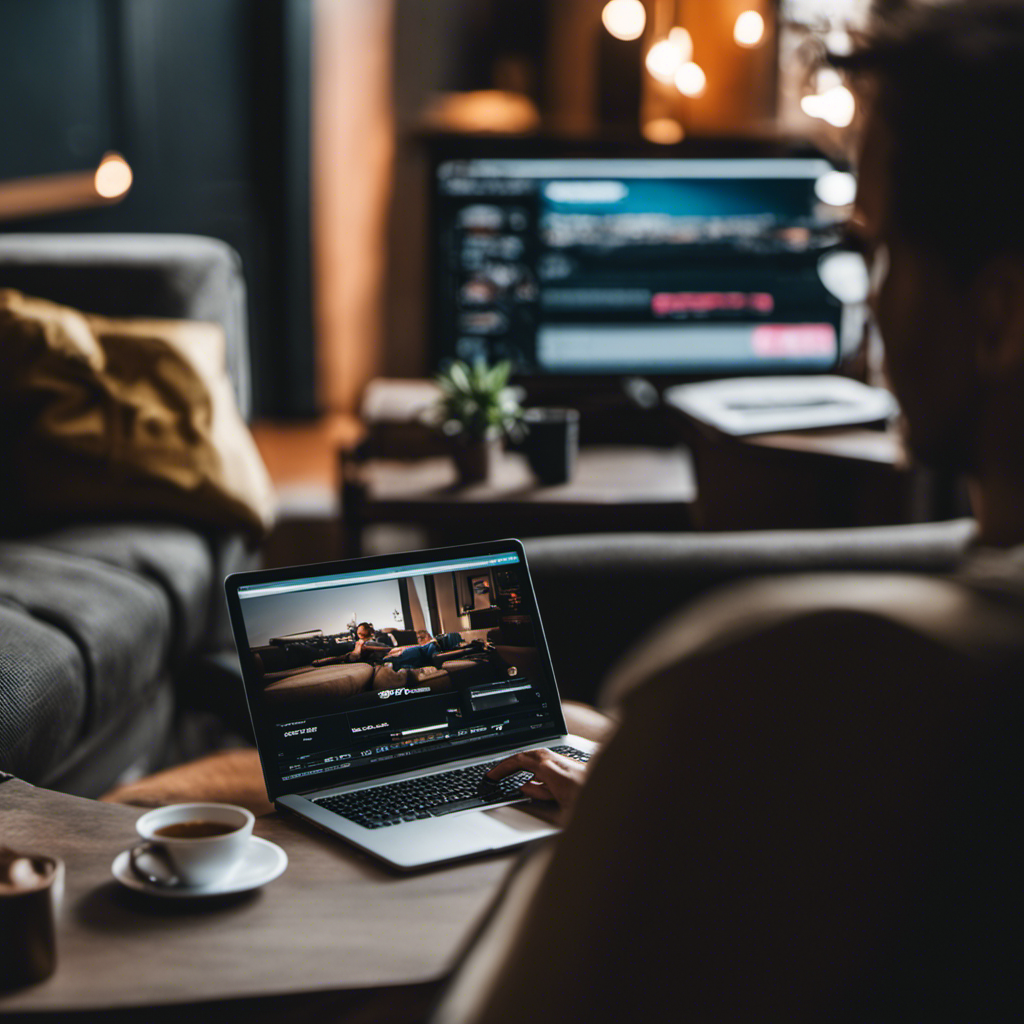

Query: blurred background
left=0, top=0, right=872, bottom=419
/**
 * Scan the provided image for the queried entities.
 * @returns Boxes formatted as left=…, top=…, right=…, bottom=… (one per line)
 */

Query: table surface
left=350, top=445, right=696, bottom=507
left=0, top=778, right=514, bottom=1015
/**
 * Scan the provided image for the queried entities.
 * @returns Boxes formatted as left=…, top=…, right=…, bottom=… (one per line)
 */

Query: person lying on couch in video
left=384, top=631, right=464, bottom=669
left=340, top=622, right=395, bottom=664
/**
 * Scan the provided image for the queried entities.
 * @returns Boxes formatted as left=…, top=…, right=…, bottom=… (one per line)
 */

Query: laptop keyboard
left=314, top=745, right=591, bottom=830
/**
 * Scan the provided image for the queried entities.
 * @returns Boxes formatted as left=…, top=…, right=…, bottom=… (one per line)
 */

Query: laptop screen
left=228, top=543, right=566, bottom=799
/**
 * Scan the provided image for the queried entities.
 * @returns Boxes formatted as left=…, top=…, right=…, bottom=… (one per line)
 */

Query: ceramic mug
left=130, top=803, right=254, bottom=888
left=0, top=852, right=63, bottom=989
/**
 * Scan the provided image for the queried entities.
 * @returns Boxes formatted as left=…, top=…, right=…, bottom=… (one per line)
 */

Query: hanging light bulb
left=645, top=26, right=692, bottom=84
left=814, top=170, right=857, bottom=207
left=601, top=0, right=647, bottom=41
left=94, top=153, right=133, bottom=199
left=646, top=39, right=683, bottom=83
left=675, top=61, right=707, bottom=98
left=801, top=85, right=856, bottom=128
left=667, top=27, right=693, bottom=63
left=733, top=11, right=765, bottom=48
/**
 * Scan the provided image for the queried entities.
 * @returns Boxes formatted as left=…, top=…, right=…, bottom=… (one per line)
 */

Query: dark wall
left=0, top=0, right=314, bottom=416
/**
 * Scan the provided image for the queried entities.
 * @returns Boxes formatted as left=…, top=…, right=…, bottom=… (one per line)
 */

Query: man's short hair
left=356, top=622, right=373, bottom=633
left=833, top=0, right=1024, bottom=276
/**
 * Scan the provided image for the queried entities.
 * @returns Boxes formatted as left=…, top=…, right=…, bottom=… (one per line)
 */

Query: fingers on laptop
left=486, top=749, right=587, bottom=809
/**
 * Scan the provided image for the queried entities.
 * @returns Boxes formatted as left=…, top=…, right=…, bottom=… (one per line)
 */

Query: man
left=467, top=3, right=1023, bottom=1018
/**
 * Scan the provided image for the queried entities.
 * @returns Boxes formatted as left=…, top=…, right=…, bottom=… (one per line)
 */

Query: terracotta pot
left=450, top=436, right=500, bottom=485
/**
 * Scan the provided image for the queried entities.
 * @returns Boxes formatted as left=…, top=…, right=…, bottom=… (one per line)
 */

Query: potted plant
left=427, top=359, right=523, bottom=484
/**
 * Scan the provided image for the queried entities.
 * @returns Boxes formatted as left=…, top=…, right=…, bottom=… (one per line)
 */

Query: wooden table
left=340, top=445, right=696, bottom=557
left=0, top=776, right=513, bottom=1021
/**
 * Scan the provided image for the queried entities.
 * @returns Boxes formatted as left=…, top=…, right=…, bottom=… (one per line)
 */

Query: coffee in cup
left=153, top=821, right=239, bottom=840
left=131, top=803, right=254, bottom=888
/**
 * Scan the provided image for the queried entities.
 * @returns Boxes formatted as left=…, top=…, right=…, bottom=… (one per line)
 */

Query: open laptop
left=224, top=539, right=597, bottom=870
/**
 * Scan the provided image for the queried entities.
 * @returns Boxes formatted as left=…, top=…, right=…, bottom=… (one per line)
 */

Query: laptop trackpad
left=482, top=803, right=558, bottom=839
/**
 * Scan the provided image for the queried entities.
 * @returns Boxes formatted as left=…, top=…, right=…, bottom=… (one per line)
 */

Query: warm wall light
left=0, top=153, right=134, bottom=222
left=733, top=11, right=765, bottom=48
left=674, top=61, right=707, bottom=97
left=642, top=117, right=685, bottom=144
left=601, top=0, right=646, bottom=41
left=420, top=91, right=540, bottom=134
left=94, top=152, right=133, bottom=198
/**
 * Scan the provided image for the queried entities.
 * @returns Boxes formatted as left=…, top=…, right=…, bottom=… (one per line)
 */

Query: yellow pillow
left=0, top=289, right=275, bottom=542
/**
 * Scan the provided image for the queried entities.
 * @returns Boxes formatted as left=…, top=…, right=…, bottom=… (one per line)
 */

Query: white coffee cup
left=130, top=803, right=254, bottom=888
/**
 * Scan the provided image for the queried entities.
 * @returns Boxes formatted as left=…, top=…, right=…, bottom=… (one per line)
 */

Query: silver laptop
left=225, top=539, right=596, bottom=870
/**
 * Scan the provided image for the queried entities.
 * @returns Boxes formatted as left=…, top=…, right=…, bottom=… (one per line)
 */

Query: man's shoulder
left=602, top=568, right=1024, bottom=709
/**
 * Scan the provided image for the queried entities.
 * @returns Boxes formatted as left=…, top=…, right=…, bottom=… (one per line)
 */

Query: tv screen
left=431, top=150, right=849, bottom=378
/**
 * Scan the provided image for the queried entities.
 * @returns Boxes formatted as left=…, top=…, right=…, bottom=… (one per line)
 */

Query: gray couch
left=0, top=235, right=256, bottom=797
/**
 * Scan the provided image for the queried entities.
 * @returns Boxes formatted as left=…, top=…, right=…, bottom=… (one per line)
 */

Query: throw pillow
left=0, top=289, right=275, bottom=542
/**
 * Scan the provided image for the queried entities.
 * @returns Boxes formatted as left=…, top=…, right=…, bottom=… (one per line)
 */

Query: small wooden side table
left=340, top=445, right=696, bottom=557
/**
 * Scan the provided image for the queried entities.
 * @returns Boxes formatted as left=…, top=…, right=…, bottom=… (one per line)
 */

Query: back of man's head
left=835, top=0, right=1024, bottom=276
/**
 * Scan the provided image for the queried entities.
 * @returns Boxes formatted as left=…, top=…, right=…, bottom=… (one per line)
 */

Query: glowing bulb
left=814, top=170, right=857, bottom=207
left=642, top=118, right=685, bottom=145
left=667, top=27, right=693, bottom=63
left=801, top=94, right=824, bottom=118
left=825, top=29, right=853, bottom=56
left=814, top=68, right=841, bottom=93
left=601, top=0, right=646, bottom=41
left=94, top=153, right=133, bottom=199
left=733, top=11, right=765, bottom=47
left=674, top=61, right=707, bottom=98
left=801, top=86, right=856, bottom=128
left=820, top=85, right=856, bottom=127
left=818, top=250, right=869, bottom=304
left=646, top=39, right=682, bottom=83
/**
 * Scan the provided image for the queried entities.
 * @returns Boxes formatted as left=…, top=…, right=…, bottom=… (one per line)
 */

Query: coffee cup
left=130, top=803, right=254, bottom=888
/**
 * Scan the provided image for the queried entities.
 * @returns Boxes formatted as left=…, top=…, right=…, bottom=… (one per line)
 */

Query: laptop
left=224, top=539, right=597, bottom=870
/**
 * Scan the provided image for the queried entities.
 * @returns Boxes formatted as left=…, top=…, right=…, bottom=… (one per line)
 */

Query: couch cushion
left=0, top=600, right=87, bottom=780
left=29, top=523, right=214, bottom=656
left=262, top=662, right=374, bottom=714
left=0, top=543, right=170, bottom=740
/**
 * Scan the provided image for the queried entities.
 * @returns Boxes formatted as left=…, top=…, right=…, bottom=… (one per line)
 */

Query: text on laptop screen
left=236, top=552, right=559, bottom=786
left=433, top=156, right=845, bottom=375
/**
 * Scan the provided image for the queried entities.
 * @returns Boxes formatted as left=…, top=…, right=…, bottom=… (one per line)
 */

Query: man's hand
left=485, top=749, right=588, bottom=820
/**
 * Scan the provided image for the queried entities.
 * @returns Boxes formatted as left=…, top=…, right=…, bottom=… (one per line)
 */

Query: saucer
left=111, top=835, right=287, bottom=898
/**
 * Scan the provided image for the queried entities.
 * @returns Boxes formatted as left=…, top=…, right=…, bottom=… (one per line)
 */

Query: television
left=429, top=140, right=851, bottom=380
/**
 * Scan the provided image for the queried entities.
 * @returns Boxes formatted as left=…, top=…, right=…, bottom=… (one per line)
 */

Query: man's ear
left=973, top=255, right=1024, bottom=376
